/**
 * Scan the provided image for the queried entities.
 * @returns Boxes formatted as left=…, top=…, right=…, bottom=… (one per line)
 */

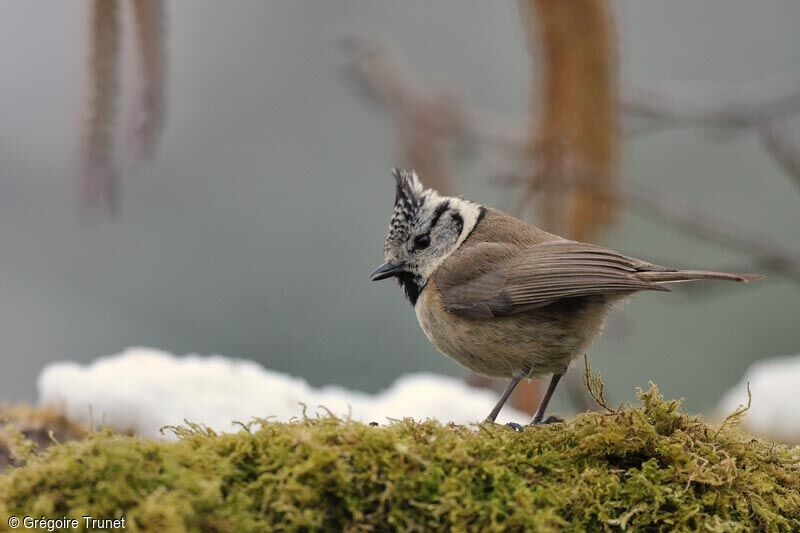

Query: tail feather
left=638, top=269, right=764, bottom=284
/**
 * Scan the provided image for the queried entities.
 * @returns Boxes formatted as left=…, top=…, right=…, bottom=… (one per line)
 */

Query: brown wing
left=440, top=241, right=669, bottom=319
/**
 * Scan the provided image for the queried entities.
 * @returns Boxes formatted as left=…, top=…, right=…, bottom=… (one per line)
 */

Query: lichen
left=1, top=385, right=798, bottom=532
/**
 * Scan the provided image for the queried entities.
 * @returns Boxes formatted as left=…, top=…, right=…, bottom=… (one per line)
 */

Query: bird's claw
left=505, top=422, right=525, bottom=432
left=531, top=415, right=564, bottom=426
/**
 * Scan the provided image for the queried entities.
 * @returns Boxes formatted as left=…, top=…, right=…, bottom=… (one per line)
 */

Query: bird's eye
left=413, top=233, right=431, bottom=251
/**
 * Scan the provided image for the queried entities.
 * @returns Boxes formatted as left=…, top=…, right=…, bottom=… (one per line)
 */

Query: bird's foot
left=531, top=415, right=564, bottom=426
left=505, top=422, right=525, bottom=432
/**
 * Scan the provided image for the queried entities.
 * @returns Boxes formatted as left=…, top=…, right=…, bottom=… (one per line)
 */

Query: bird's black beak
left=370, top=261, right=405, bottom=281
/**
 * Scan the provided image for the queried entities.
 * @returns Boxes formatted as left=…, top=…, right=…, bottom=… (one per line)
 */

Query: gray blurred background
left=0, top=1, right=798, bottom=413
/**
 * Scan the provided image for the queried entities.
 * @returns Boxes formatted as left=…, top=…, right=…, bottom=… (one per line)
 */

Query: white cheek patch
left=417, top=197, right=481, bottom=282
left=450, top=197, right=481, bottom=250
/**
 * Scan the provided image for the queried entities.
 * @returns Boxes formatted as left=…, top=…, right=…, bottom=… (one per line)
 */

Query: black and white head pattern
left=383, top=169, right=483, bottom=304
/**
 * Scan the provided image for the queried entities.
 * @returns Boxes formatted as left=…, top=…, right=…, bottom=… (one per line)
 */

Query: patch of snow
left=718, top=353, right=800, bottom=443
left=37, top=347, right=529, bottom=439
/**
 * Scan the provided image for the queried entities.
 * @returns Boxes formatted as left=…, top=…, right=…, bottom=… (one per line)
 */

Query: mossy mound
left=1, top=386, right=799, bottom=532
left=0, top=404, right=87, bottom=471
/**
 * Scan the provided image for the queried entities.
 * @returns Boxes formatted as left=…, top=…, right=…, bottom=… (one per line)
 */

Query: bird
left=370, top=169, right=763, bottom=426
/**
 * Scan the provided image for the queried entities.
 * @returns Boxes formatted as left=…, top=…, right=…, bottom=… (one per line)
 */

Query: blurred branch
left=623, top=73, right=800, bottom=196
left=623, top=70, right=800, bottom=133
left=759, top=120, right=800, bottom=191
left=622, top=182, right=800, bottom=280
left=82, top=0, right=121, bottom=214
left=80, top=0, right=169, bottom=215
left=129, top=0, right=167, bottom=165
left=341, top=36, right=468, bottom=195
left=340, top=36, right=526, bottom=159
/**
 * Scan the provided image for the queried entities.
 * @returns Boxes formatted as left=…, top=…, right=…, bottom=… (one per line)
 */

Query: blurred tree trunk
left=520, top=0, right=620, bottom=242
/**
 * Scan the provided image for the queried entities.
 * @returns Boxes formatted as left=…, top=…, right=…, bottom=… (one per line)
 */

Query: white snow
left=718, top=353, right=800, bottom=443
left=37, top=347, right=528, bottom=439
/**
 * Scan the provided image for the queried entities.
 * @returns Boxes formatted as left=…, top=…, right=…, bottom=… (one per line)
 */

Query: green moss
left=1, top=386, right=798, bottom=532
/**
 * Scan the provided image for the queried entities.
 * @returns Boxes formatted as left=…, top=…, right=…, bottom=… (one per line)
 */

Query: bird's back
left=470, top=207, right=562, bottom=247
left=430, top=208, right=558, bottom=285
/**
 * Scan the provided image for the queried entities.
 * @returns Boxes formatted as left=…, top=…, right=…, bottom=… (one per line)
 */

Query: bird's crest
left=393, top=168, right=424, bottom=214
left=387, top=169, right=430, bottom=248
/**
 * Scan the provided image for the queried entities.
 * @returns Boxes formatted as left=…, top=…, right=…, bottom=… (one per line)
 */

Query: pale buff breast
left=415, top=283, right=613, bottom=379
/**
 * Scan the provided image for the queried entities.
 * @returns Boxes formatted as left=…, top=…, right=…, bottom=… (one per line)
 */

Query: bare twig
left=583, top=354, right=616, bottom=413
left=715, top=382, right=752, bottom=437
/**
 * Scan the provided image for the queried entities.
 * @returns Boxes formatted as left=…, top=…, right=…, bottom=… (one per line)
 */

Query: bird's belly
left=415, top=290, right=609, bottom=378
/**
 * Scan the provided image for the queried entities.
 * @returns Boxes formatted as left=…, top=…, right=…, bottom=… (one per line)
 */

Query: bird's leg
left=485, top=370, right=526, bottom=423
left=531, top=373, right=563, bottom=425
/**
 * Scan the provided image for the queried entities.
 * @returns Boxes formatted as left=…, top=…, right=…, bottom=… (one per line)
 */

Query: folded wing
left=440, top=241, right=668, bottom=319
